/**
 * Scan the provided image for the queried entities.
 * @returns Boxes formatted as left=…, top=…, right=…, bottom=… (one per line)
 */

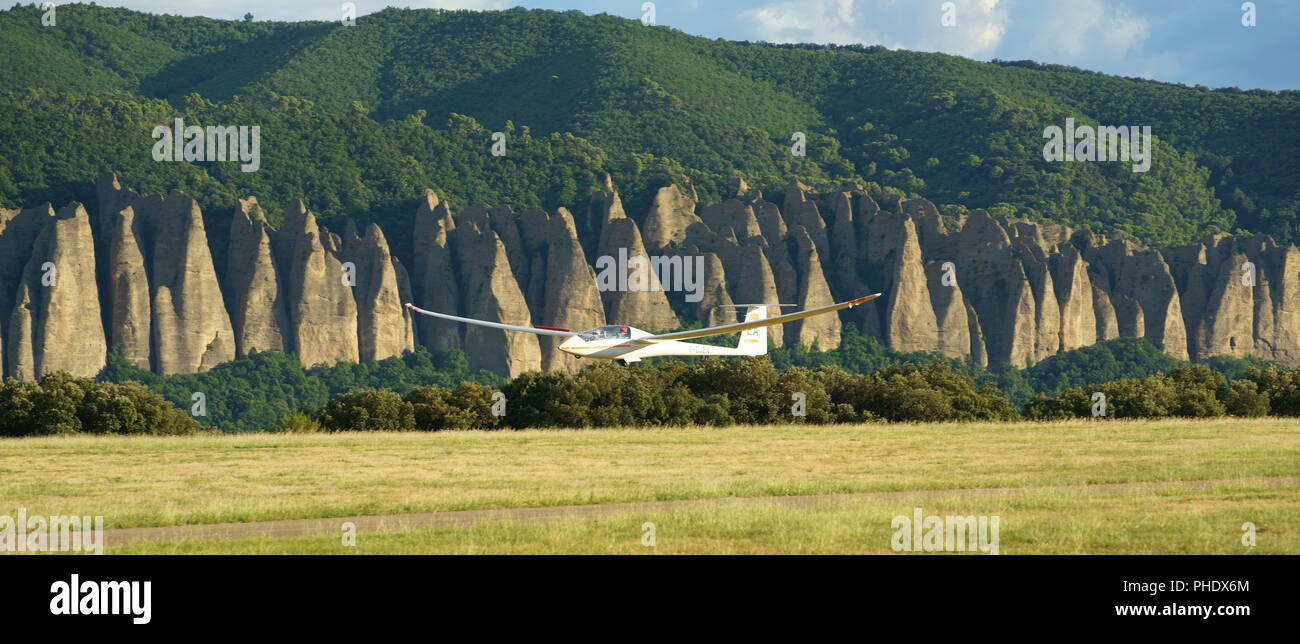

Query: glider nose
left=558, top=335, right=583, bottom=355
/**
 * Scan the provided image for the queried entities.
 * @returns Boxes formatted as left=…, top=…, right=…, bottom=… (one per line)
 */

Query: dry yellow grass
left=113, top=483, right=1299, bottom=554
left=2, top=417, right=1296, bottom=534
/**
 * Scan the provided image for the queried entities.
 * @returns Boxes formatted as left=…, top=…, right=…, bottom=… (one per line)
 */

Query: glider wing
left=632, top=294, right=881, bottom=345
left=406, top=303, right=577, bottom=338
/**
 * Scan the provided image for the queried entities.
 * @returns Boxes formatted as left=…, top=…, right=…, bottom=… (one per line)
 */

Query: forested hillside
left=1, top=4, right=1297, bottom=246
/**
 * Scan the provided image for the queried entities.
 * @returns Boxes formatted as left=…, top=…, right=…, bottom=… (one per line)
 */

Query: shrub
left=502, top=370, right=589, bottom=428
left=318, top=389, right=415, bottom=431
left=77, top=383, right=147, bottom=434
left=686, top=357, right=784, bottom=424
left=28, top=371, right=88, bottom=434
left=406, top=385, right=454, bottom=430
left=277, top=411, right=322, bottom=433
left=1241, top=366, right=1300, bottom=416
left=776, top=367, right=834, bottom=424
left=1166, top=366, right=1227, bottom=417
left=0, top=378, right=39, bottom=436
left=829, top=361, right=1016, bottom=422
left=407, top=382, right=502, bottom=430
left=1224, top=379, right=1270, bottom=417
left=1023, top=388, right=1093, bottom=420
left=693, top=394, right=734, bottom=426
left=1023, top=366, right=1243, bottom=420
left=0, top=373, right=197, bottom=436
left=108, top=381, right=198, bottom=435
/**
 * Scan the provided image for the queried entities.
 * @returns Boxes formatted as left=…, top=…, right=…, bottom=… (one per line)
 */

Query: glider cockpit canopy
left=577, top=325, right=633, bottom=341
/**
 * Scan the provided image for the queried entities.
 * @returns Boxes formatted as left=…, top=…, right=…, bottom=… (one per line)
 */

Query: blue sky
left=88, top=1, right=1297, bottom=90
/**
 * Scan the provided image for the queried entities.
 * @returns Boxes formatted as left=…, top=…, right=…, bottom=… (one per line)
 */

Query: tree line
left=0, top=372, right=197, bottom=436
left=304, top=360, right=1300, bottom=432
left=5, top=350, right=1298, bottom=435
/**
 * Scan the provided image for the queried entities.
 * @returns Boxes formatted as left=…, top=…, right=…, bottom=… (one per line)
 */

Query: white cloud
left=1023, top=0, right=1149, bottom=60
left=917, top=0, right=1007, bottom=57
left=740, top=0, right=864, bottom=46
left=738, top=0, right=1008, bottom=59
left=427, top=0, right=509, bottom=9
left=96, top=0, right=508, bottom=21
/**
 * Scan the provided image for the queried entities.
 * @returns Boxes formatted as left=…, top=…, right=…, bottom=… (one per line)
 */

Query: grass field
left=3, top=418, right=1297, bottom=554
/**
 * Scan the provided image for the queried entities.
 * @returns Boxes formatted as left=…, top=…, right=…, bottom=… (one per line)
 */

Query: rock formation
left=149, top=192, right=235, bottom=375
left=1083, top=237, right=1189, bottom=361
left=274, top=200, right=359, bottom=368
left=926, top=260, right=972, bottom=360
left=1051, top=245, right=1098, bottom=352
left=226, top=197, right=289, bottom=358
left=452, top=215, right=542, bottom=377
left=532, top=207, right=606, bottom=372
left=411, top=192, right=461, bottom=352
left=0, top=204, right=56, bottom=376
left=344, top=222, right=415, bottom=363
left=783, top=180, right=830, bottom=260
left=693, top=252, right=736, bottom=327
left=2, top=174, right=1298, bottom=382
left=787, top=227, right=841, bottom=349
left=6, top=203, right=107, bottom=379
left=1169, top=233, right=1300, bottom=364
left=950, top=211, right=1039, bottom=366
left=593, top=191, right=679, bottom=332
left=106, top=205, right=154, bottom=369
left=642, top=185, right=702, bottom=251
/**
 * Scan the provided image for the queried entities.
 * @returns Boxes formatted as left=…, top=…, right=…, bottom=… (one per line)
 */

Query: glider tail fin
left=737, top=305, right=767, bottom=355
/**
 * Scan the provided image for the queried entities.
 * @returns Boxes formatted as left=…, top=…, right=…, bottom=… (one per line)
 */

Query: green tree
left=318, top=389, right=415, bottom=431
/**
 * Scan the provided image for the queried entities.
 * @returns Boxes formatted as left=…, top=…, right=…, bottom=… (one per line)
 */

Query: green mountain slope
left=1, top=4, right=1297, bottom=246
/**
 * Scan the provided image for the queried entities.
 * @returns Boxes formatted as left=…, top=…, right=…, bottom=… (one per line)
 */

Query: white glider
left=406, top=294, right=880, bottom=363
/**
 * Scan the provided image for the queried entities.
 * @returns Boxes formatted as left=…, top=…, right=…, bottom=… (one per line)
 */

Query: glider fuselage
left=558, top=327, right=758, bottom=362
